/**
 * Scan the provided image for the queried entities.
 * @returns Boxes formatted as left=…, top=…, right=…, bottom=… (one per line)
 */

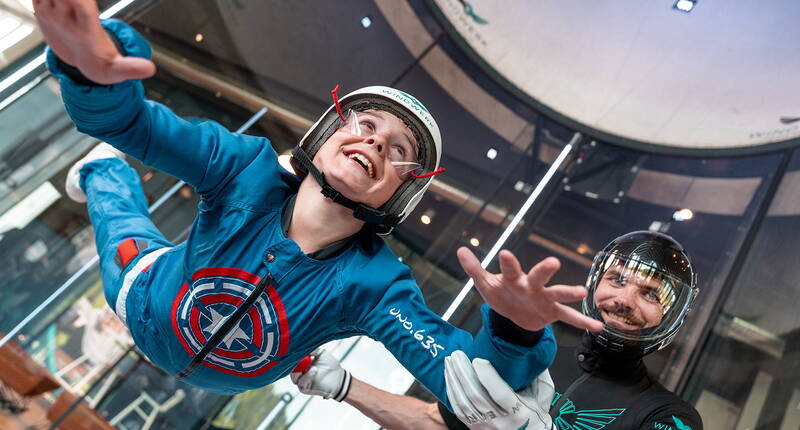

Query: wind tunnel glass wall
left=0, top=70, right=285, bottom=428
left=406, top=139, right=783, bottom=406
left=684, top=148, right=800, bottom=430
left=521, top=142, right=781, bottom=385
left=4, top=1, right=795, bottom=429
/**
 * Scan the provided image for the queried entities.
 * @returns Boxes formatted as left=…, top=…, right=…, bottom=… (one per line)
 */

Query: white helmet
left=291, top=86, right=442, bottom=235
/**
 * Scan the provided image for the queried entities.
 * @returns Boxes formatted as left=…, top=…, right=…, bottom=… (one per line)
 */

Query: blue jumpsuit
left=48, top=20, right=556, bottom=406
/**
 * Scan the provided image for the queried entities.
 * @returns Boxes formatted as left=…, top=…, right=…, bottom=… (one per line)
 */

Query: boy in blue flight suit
left=34, top=0, right=602, bottom=407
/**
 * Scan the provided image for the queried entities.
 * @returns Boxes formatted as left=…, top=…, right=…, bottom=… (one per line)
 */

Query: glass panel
left=685, top=148, right=800, bottom=429
left=0, top=0, right=41, bottom=73
left=2, top=1, right=789, bottom=428
left=0, top=71, right=276, bottom=428
left=521, top=141, right=782, bottom=385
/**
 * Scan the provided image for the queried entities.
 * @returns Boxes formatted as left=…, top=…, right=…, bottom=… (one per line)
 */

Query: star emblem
left=200, top=306, right=252, bottom=349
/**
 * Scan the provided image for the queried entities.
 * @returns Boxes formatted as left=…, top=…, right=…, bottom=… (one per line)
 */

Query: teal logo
left=459, top=0, right=488, bottom=24
left=516, top=419, right=530, bottom=430
left=653, top=415, right=692, bottom=430
left=384, top=89, right=435, bottom=130
left=399, top=90, right=429, bottom=114
left=551, top=392, right=625, bottom=430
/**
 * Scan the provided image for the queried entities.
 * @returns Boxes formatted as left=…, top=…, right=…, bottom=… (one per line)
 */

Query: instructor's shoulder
left=645, top=389, right=702, bottom=430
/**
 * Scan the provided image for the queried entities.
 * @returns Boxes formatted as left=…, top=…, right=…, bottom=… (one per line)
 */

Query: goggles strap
left=331, top=85, right=347, bottom=122
left=290, top=147, right=400, bottom=227
left=411, top=167, right=446, bottom=179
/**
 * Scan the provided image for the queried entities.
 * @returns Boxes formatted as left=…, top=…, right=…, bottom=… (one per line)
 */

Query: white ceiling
left=433, top=0, right=800, bottom=150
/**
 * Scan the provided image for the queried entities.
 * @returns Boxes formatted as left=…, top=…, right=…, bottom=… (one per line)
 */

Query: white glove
left=290, top=348, right=352, bottom=402
left=445, top=350, right=554, bottom=430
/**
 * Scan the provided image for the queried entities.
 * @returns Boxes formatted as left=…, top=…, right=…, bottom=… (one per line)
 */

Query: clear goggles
left=336, top=109, right=423, bottom=178
left=585, top=252, right=696, bottom=343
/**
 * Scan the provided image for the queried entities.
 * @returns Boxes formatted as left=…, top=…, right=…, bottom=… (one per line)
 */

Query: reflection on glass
left=685, top=149, right=800, bottom=429
left=0, top=1, right=41, bottom=72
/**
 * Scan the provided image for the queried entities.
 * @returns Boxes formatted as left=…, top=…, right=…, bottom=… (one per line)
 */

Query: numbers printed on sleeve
left=389, top=308, right=446, bottom=357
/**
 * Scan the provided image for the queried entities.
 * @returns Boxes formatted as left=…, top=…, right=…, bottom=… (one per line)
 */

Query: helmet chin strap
left=591, top=330, right=648, bottom=358
left=291, top=147, right=400, bottom=227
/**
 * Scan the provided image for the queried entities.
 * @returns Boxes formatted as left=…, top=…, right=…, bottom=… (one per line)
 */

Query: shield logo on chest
left=170, top=267, right=290, bottom=377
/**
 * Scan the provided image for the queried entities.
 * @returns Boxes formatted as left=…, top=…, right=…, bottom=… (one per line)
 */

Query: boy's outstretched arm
left=353, top=251, right=602, bottom=410
left=353, top=275, right=552, bottom=409
left=34, top=0, right=271, bottom=198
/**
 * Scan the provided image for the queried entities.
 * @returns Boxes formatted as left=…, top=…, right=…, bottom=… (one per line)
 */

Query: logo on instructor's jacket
left=551, top=392, right=625, bottom=429
left=171, top=267, right=290, bottom=377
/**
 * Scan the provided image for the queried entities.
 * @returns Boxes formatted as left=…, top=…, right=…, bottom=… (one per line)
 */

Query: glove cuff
left=332, top=370, right=352, bottom=402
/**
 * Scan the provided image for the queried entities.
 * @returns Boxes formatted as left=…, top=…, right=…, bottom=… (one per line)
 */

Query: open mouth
left=345, top=151, right=374, bottom=178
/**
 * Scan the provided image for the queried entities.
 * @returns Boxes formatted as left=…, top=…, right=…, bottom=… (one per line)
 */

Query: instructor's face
left=595, top=264, right=665, bottom=331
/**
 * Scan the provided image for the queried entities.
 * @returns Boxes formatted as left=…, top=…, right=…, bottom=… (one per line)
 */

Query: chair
left=109, top=389, right=186, bottom=430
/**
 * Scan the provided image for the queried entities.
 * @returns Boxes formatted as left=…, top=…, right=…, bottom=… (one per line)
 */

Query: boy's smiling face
left=312, top=109, right=419, bottom=209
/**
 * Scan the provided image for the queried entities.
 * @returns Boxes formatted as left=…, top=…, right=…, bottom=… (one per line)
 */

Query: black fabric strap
left=333, top=370, right=352, bottom=402
left=438, top=401, right=469, bottom=430
left=290, top=147, right=400, bottom=227
left=489, top=309, right=544, bottom=347
left=56, top=27, right=128, bottom=86
left=176, top=274, right=275, bottom=379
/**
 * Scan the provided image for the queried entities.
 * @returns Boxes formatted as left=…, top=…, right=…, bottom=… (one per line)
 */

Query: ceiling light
left=576, top=243, right=591, bottom=255
left=420, top=208, right=435, bottom=225
left=673, top=0, right=696, bottom=13
left=672, top=208, right=694, bottom=222
left=486, top=148, right=498, bottom=160
left=195, top=33, right=204, bottom=42
left=361, top=16, right=372, bottom=28
left=469, top=237, right=480, bottom=247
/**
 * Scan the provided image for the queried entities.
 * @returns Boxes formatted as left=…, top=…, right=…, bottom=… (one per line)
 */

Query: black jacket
left=440, top=333, right=702, bottom=429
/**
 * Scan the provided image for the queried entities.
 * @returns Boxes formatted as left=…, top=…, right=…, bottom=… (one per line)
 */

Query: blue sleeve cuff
left=476, top=304, right=556, bottom=391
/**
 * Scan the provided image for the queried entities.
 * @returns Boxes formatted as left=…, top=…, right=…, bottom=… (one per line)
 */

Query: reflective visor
left=585, top=251, right=696, bottom=345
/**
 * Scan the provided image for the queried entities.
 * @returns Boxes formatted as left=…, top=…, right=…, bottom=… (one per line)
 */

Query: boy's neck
left=288, top=177, right=365, bottom=255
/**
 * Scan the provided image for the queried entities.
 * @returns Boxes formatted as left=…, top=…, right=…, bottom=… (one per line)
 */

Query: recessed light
left=673, top=0, right=696, bottom=13
left=420, top=208, right=435, bottom=224
left=361, top=16, right=372, bottom=28
left=486, top=148, right=498, bottom=160
left=469, top=237, right=480, bottom=247
left=672, top=208, right=694, bottom=221
left=194, top=33, right=204, bottom=42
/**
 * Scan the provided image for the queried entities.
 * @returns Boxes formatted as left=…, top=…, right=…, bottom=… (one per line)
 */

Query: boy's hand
left=290, top=349, right=352, bottom=402
left=456, top=247, right=604, bottom=333
left=33, top=0, right=155, bottom=84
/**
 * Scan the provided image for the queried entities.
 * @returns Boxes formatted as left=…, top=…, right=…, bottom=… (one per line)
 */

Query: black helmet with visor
left=582, top=231, right=699, bottom=355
